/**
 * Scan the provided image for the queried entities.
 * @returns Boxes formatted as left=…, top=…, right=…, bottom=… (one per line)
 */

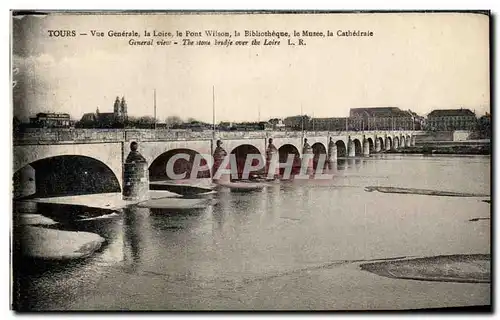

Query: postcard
left=11, top=10, right=491, bottom=311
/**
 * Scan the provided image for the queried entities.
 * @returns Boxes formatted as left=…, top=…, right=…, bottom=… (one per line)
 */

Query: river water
left=13, top=154, right=491, bottom=311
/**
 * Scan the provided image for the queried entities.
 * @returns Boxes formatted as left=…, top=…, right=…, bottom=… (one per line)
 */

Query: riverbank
left=360, top=254, right=490, bottom=284
left=386, top=144, right=490, bottom=155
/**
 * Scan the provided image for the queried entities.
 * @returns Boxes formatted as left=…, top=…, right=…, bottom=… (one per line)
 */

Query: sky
left=12, top=12, right=490, bottom=123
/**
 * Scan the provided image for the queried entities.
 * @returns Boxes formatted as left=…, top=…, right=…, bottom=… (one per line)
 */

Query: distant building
left=280, top=107, right=421, bottom=132
left=29, top=112, right=72, bottom=128
left=349, top=107, right=415, bottom=130
left=350, top=107, right=402, bottom=118
left=268, top=118, right=286, bottom=131
left=427, top=108, right=476, bottom=131
left=77, top=96, right=128, bottom=128
left=230, top=122, right=271, bottom=131
left=284, top=115, right=310, bottom=131
left=310, top=117, right=348, bottom=131
left=408, top=111, right=426, bottom=130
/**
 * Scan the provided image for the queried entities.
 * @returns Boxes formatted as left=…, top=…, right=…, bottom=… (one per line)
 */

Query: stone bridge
left=13, top=129, right=418, bottom=198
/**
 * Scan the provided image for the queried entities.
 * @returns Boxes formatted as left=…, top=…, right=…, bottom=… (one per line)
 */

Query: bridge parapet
left=124, top=129, right=205, bottom=141
left=267, top=131, right=303, bottom=138
left=13, top=128, right=126, bottom=145
left=217, top=131, right=267, bottom=140
left=14, top=128, right=418, bottom=145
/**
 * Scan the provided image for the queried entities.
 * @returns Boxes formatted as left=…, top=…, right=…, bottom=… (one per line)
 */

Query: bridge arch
left=230, top=144, right=264, bottom=179
left=149, top=148, right=211, bottom=181
left=13, top=155, right=121, bottom=199
left=138, top=141, right=212, bottom=173
left=407, top=135, right=411, bottom=147
left=278, top=144, right=301, bottom=174
left=386, top=137, right=392, bottom=151
left=311, top=142, right=327, bottom=170
left=378, top=137, right=385, bottom=152
left=366, top=138, right=374, bottom=153
left=352, top=138, right=363, bottom=156
left=335, top=140, right=347, bottom=158
left=400, top=136, right=406, bottom=149
left=13, top=143, right=123, bottom=191
left=393, top=137, right=400, bottom=149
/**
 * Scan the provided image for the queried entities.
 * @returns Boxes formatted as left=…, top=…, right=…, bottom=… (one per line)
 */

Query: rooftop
left=428, top=109, right=475, bottom=117
left=350, top=107, right=412, bottom=117
left=35, top=112, right=71, bottom=118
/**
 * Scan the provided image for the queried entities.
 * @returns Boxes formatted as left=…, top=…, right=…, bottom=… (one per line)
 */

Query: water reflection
left=13, top=154, right=491, bottom=310
left=337, top=159, right=347, bottom=170
left=264, top=182, right=282, bottom=221
left=325, top=161, right=337, bottom=174
left=347, top=158, right=355, bottom=168
left=122, top=206, right=151, bottom=271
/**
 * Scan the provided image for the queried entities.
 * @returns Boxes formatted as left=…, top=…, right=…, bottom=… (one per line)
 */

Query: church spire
left=120, top=96, right=127, bottom=114
left=114, top=96, right=120, bottom=114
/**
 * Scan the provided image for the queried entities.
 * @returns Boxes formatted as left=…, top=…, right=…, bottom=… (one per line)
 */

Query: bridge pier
left=385, top=138, right=391, bottom=151
left=122, top=142, right=149, bottom=202
left=393, top=139, right=399, bottom=150
left=375, top=138, right=381, bottom=153
left=265, top=138, right=279, bottom=179
left=363, top=140, right=370, bottom=157
left=327, top=138, right=337, bottom=162
left=348, top=138, right=355, bottom=157
left=302, top=138, right=314, bottom=175
left=212, top=140, right=232, bottom=183
left=411, top=135, right=416, bottom=146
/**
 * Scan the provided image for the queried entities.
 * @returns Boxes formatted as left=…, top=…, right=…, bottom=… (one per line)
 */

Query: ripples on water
left=12, top=155, right=491, bottom=310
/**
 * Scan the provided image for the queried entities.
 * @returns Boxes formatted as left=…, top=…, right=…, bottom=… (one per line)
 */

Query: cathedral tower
left=120, top=96, right=128, bottom=121
left=113, top=96, right=121, bottom=116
